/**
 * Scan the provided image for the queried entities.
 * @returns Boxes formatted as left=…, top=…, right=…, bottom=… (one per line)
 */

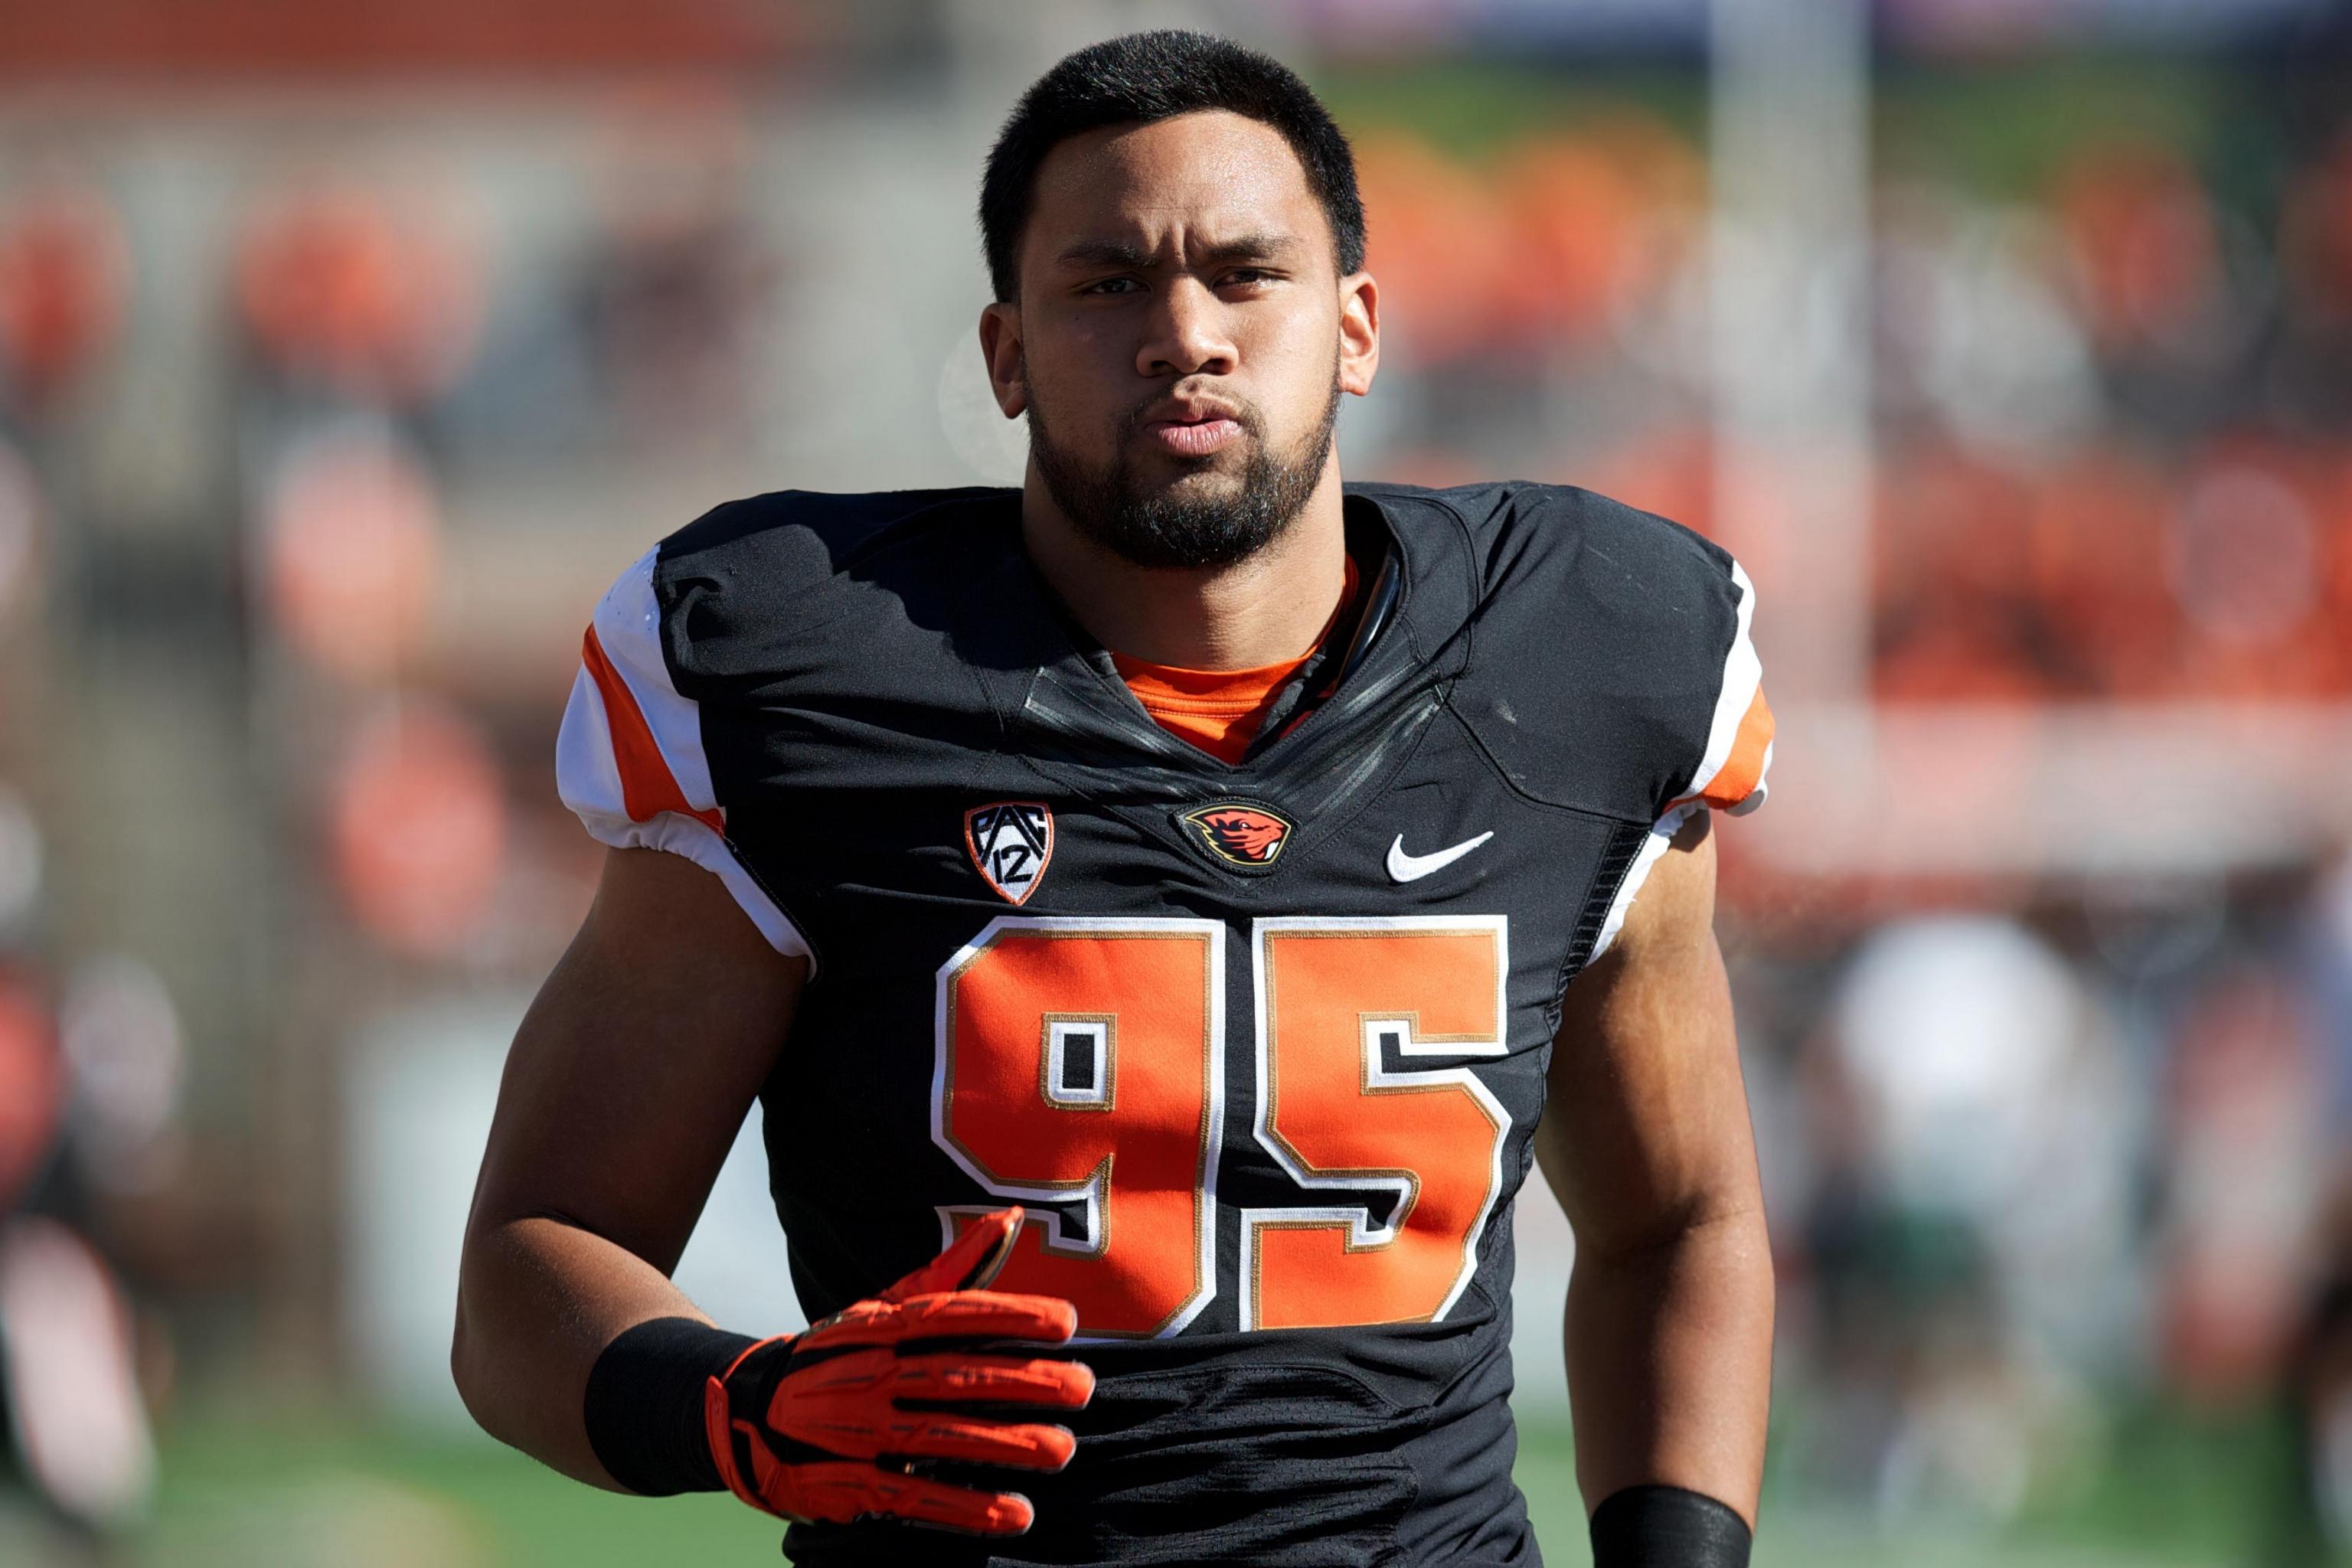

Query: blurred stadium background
left=0, top=0, right=2350, bottom=1563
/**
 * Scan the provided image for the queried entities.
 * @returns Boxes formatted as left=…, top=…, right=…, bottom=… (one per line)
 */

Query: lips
left=1145, top=417, right=1243, bottom=456
left=1138, top=398, right=1246, bottom=458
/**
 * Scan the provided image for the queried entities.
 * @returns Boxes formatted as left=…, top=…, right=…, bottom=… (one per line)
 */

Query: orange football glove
left=703, top=1207, right=1091, bottom=1536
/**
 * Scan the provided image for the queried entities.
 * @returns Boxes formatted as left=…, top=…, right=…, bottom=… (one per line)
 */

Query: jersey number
left=932, top=916, right=1509, bottom=1337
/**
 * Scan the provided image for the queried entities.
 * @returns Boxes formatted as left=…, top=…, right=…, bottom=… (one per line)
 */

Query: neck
left=1020, top=454, right=1350, bottom=670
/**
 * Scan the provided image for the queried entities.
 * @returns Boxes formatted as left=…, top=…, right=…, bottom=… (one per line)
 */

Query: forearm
left=1563, top=1207, right=1774, bottom=1527
left=452, top=1214, right=719, bottom=1489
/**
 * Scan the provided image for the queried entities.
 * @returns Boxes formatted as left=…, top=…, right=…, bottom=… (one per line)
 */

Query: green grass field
left=0, top=1401, right=2334, bottom=1566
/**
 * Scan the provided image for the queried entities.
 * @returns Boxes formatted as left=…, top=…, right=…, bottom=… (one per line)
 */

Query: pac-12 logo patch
left=1180, top=803, right=1293, bottom=867
left=965, top=802, right=1054, bottom=904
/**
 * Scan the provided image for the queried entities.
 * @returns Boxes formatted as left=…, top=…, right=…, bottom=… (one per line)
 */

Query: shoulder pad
left=1444, top=482, right=1769, bottom=824
left=651, top=486, right=1018, bottom=695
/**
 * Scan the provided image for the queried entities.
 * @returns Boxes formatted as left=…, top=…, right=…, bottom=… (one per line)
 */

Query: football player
left=453, top=30, right=1775, bottom=1568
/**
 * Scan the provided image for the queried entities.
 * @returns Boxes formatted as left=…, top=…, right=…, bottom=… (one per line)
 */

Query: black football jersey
left=556, top=480, right=1772, bottom=1567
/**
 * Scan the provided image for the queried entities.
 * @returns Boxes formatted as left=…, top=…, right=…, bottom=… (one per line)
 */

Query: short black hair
left=978, top=30, right=1367, bottom=303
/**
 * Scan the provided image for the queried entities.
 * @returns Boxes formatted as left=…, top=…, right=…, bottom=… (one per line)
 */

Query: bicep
left=1534, top=810, right=1761, bottom=1260
left=466, top=846, right=808, bottom=1276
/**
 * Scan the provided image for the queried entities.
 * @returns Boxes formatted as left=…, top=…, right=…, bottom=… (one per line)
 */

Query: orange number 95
left=933, top=916, right=1511, bottom=1338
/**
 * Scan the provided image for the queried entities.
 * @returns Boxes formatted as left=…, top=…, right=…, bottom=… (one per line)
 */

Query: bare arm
left=1533, top=809, right=1773, bottom=1527
left=452, top=847, right=807, bottom=1489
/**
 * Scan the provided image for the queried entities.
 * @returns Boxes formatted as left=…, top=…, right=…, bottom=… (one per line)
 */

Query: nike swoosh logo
left=1386, top=831, right=1495, bottom=884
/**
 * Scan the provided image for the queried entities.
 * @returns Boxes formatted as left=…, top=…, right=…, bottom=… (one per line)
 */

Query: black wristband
left=582, top=1316, right=760, bottom=1496
left=1589, top=1484, right=1753, bottom=1568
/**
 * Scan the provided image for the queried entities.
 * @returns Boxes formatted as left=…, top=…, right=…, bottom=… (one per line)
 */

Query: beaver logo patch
left=1180, top=803, right=1293, bottom=867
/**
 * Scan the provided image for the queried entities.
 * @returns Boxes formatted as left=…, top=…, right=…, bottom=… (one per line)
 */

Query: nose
left=1135, top=277, right=1236, bottom=380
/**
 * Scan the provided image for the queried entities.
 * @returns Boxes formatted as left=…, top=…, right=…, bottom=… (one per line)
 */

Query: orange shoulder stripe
left=580, top=623, right=726, bottom=836
left=1697, top=684, right=1774, bottom=809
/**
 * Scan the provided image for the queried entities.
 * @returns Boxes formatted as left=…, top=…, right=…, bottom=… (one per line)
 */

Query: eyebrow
left=1052, top=233, right=1305, bottom=271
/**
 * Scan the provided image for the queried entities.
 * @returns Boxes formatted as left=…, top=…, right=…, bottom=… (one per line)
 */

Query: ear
left=979, top=301, right=1027, bottom=419
left=1337, top=269, right=1379, bottom=399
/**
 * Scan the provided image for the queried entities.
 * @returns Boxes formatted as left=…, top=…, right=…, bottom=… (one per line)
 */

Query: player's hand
left=702, top=1206, right=1091, bottom=1536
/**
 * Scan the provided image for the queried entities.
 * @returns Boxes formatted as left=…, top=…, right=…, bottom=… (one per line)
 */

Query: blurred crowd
left=0, top=2, right=2346, bottom=1560
left=1730, top=869, right=2352, bottom=1549
left=1336, top=74, right=2352, bottom=704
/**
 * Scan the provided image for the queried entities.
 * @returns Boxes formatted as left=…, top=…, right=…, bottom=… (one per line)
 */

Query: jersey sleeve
left=555, top=546, right=812, bottom=962
left=1589, top=557, right=1774, bottom=962
left=1667, top=557, right=1774, bottom=818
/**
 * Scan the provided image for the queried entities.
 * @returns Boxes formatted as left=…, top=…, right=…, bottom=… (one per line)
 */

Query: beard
left=1024, top=364, right=1341, bottom=571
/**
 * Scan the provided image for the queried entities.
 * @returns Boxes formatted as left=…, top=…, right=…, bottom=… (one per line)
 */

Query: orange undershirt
left=1112, top=554, right=1361, bottom=765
